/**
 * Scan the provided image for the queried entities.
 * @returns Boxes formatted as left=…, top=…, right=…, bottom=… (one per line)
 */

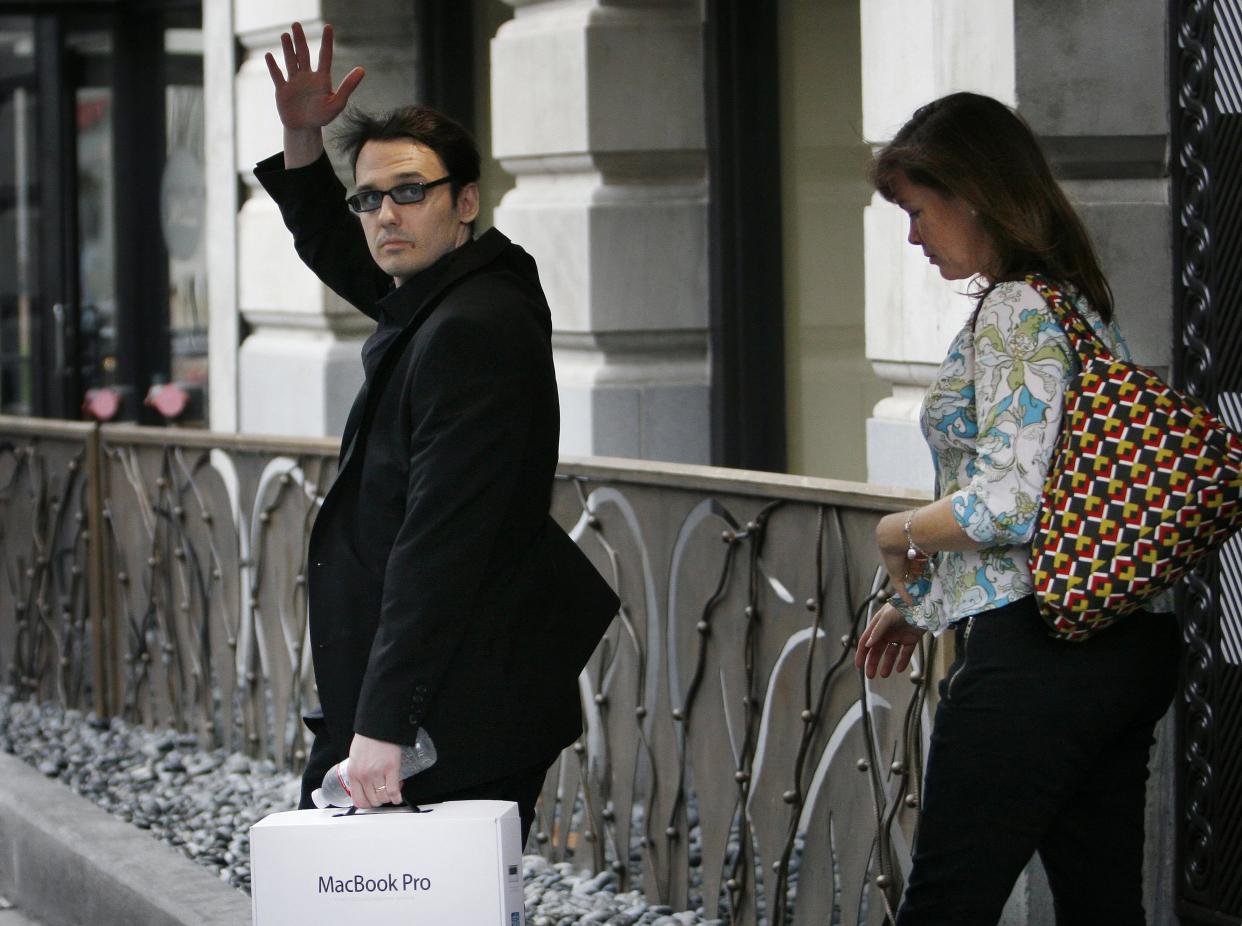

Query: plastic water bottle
left=311, top=728, right=436, bottom=808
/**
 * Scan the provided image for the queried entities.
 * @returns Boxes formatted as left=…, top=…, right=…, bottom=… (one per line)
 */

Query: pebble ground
left=0, top=693, right=723, bottom=925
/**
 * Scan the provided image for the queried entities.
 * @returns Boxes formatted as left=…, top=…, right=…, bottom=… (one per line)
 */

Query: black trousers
left=299, top=730, right=553, bottom=849
left=896, top=596, right=1179, bottom=926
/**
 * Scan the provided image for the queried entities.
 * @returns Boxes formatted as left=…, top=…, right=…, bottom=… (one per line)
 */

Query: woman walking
left=853, top=92, right=1178, bottom=925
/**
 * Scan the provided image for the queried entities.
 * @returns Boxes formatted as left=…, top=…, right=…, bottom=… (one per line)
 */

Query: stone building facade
left=206, top=0, right=1173, bottom=494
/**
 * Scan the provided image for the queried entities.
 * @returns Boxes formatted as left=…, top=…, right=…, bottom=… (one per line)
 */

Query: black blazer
left=255, top=152, right=618, bottom=799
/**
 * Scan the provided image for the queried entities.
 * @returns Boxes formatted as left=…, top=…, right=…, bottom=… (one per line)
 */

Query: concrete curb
left=0, top=753, right=251, bottom=926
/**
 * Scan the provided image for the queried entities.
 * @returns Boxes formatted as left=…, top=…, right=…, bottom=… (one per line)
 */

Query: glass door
left=162, top=25, right=207, bottom=408
left=71, top=24, right=118, bottom=417
left=0, top=16, right=38, bottom=415
left=0, top=11, right=116, bottom=419
left=0, top=2, right=206, bottom=423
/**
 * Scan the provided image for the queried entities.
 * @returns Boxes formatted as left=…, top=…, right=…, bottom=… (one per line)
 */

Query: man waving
left=259, top=22, right=617, bottom=844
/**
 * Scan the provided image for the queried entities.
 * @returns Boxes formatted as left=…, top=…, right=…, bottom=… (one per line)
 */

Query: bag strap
left=1023, top=273, right=1112, bottom=364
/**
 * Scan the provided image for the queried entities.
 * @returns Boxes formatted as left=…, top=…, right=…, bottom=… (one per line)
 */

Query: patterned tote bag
left=1026, top=274, right=1242, bottom=641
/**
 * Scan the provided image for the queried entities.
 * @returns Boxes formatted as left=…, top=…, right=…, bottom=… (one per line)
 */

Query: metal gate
left=1174, top=1, right=1242, bottom=922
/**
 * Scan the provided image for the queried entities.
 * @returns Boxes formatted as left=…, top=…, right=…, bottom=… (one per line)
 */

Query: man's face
left=352, top=139, right=480, bottom=286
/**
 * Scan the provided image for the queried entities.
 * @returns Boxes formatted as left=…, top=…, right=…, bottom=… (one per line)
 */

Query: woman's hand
left=876, top=510, right=928, bottom=605
left=855, top=601, right=926, bottom=679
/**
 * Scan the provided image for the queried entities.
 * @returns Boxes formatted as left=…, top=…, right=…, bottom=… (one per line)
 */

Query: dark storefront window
left=0, top=16, right=36, bottom=415
left=73, top=29, right=117, bottom=406
left=0, top=3, right=204, bottom=424
left=162, top=29, right=206, bottom=411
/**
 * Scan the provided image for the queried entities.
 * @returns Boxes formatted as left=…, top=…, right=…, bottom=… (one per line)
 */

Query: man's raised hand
left=265, top=22, right=363, bottom=166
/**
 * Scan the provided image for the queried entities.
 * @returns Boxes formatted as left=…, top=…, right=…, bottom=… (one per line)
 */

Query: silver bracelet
left=904, top=511, right=929, bottom=561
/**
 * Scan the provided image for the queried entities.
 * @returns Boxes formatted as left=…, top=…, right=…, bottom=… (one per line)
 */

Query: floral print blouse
left=896, top=279, right=1131, bottom=633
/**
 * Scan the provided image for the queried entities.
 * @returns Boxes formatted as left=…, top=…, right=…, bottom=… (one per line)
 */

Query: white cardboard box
left=250, top=800, right=525, bottom=925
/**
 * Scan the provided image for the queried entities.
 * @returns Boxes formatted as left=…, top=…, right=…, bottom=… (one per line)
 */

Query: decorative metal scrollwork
left=1, top=420, right=936, bottom=924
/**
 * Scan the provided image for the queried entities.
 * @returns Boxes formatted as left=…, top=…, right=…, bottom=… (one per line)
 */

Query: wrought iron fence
left=0, top=418, right=98, bottom=715
left=0, top=416, right=940, bottom=925
left=0, top=418, right=340, bottom=766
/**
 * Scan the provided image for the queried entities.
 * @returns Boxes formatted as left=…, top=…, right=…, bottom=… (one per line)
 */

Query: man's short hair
left=335, top=105, right=481, bottom=203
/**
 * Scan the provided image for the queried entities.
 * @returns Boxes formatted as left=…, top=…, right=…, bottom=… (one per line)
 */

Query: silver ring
left=375, top=784, right=387, bottom=791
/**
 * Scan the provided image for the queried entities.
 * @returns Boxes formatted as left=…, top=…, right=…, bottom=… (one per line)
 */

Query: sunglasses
left=345, top=176, right=453, bottom=214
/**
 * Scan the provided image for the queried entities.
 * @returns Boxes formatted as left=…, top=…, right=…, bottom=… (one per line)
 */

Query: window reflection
left=0, top=17, right=36, bottom=415
left=0, top=16, right=206, bottom=423
left=76, top=73, right=116, bottom=391
left=163, top=27, right=207, bottom=416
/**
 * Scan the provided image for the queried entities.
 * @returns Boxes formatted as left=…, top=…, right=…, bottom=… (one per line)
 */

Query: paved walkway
left=0, top=896, right=44, bottom=926
left=0, top=754, right=250, bottom=926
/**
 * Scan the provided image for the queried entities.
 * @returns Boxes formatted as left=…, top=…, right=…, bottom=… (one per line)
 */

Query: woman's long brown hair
left=870, top=92, right=1114, bottom=321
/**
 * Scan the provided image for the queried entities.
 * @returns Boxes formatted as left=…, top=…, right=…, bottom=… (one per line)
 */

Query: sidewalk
left=0, top=895, right=44, bottom=926
left=0, top=754, right=251, bottom=926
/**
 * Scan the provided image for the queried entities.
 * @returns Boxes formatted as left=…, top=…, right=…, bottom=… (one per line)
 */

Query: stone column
left=204, top=0, right=238, bottom=431
left=861, top=0, right=1171, bottom=492
left=1014, top=0, right=1171, bottom=373
left=490, top=0, right=710, bottom=463
left=233, top=1, right=424, bottom=437
left=861, top=0, right=1016, bottom=490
